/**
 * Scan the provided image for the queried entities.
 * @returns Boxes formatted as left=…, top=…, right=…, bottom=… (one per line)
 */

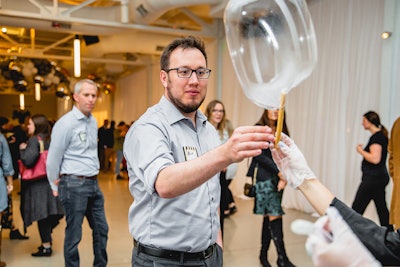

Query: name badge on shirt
left=79, top=132, right=87, bottom=142
left=183, top=146, right=198, bottom=161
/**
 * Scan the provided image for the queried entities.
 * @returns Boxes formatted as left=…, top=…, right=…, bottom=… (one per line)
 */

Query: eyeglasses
left=212, top=109, right=224, bottom=113
left=166, top=67, right=212, bottom=79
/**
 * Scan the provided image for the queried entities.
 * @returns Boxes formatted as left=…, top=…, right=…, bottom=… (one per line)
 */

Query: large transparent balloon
left=224, top=0, right=317, bottom=145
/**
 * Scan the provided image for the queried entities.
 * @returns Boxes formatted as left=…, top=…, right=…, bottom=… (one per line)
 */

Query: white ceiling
left=0, top=0, right=227, bottom=81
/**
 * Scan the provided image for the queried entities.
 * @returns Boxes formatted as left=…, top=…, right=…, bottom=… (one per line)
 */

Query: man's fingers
left=235, top=125, right=273, bottom=134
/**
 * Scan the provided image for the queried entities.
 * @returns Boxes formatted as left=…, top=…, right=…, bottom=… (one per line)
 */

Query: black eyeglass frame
left=165, top=67, right=212, bottom=79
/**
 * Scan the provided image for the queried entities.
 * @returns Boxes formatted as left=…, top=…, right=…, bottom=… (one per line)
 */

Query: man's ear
left=160, top=70, right=168, bottom=88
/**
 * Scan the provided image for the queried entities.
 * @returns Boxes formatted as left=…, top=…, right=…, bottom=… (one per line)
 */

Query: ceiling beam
left=0, top=51, right=144, bottom=66
left=42, top=34, right=74, bottom=53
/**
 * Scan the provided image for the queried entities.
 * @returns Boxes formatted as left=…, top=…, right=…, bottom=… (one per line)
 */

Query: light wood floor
left=2, top=172, right=316, bottom=267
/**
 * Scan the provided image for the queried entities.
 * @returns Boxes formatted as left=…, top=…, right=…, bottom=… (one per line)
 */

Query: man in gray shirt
left=124, top=36, right=274, bottom=266
left=47, top=79, right=108, bottom=267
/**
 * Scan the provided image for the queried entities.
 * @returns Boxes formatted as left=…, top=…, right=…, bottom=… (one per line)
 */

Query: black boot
left=270, top=218, right=296, bottom=267
left=31, top=245, right=52, bottom=257
left=259, top=217, right=272, bottom=267
left=9, top=229, right=29, bottom=240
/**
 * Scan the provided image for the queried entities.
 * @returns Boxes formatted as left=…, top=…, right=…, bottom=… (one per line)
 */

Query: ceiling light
left=74, top=35, right=81, bottom=77
left=19, top=93, right=25, bottom=110
left=35, top=83, right=41, bottom=101
left=34, top=75, right=43, bottom=101
left=381, top=31, right=392, bottom=39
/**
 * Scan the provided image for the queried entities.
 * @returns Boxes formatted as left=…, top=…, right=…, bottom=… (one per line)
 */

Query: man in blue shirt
left=0, top=132, right=15, bottom=267
left=124, top=36, right=273, bottom=267
left=47, top=79, right=108, bottom=267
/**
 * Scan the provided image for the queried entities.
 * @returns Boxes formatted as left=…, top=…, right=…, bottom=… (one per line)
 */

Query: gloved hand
left=306, top=207, right=381, bottom=267
left=270, top=133, right=316, bottom=188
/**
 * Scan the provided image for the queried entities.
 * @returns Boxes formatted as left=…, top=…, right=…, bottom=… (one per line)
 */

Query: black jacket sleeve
left=331, top=198, right=400, bottom=265
left=19, top=136, right=40, bottom=168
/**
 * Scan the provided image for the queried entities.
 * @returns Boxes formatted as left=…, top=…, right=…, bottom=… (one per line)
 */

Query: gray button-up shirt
left=47, top=106, right=99, bottom=192
left=124, top=96, right=221, bottom=252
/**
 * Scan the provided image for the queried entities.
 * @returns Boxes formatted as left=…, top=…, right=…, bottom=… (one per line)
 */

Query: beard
left=166, top=86, right=205, bottom=114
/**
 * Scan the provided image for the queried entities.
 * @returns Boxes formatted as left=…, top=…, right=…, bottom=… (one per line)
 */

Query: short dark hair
left=160, top=36, right=207, bottom=71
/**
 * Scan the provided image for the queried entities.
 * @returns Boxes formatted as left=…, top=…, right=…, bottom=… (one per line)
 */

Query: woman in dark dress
left=352, top=111, right=392, bottom=230
left=248, top=109, right=295, bottom=267
left=19, top=114, right=64, bottom=257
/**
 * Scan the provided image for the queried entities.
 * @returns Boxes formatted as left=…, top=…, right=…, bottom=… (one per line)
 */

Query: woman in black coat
left=19, top=114, right=64, bottom=257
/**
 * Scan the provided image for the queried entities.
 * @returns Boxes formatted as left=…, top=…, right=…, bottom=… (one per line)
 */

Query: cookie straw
left=275, top=93, right=286, bottom=148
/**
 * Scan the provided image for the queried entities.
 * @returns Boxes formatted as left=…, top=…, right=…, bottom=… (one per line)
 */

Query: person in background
left=205, top=100, right=238, bottom=236
left=0, top=116, right=29, bottom=240
left=124, top=36, right=273, bottom=267
left=270, top=133, right=400, bottom=266
left=389, top=116, right=400, bottom=230
left=47, top=79, right=109, bottom=267
left=4, top=113, right=29, bottom=181
left=224, top=119, right=238, bottom=215
left=19, top=114, right=64, bottom=257
left=114, top=121, right=127, bottom=180
left=248, top=109, right=295, bottom=267
left=104, top=120, right=115, bottom=172
left=98, top=119, right=109, bottom=172
left=352, top=111, right=392, bottom=230
left=0, top=132, right=15, bottom=267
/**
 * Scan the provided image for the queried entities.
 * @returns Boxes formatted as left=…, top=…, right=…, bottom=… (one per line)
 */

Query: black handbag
left=244, top=164, right=257, bottom=197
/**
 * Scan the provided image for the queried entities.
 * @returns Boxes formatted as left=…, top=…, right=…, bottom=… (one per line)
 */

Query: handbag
left=244, top=164, right=258, bottom=197
left=18, top=136, right=48, bottom=181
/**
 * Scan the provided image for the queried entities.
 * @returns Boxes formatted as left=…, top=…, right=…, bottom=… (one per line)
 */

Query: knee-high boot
left=270, top=218, right=296, bottom=267
left=259, top=216, right=271, bottom=267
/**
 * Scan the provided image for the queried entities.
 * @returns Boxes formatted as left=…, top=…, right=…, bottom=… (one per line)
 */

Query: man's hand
left=222, top=125, right=274, bottom=164
left=52, top=178, right=60, bottom=197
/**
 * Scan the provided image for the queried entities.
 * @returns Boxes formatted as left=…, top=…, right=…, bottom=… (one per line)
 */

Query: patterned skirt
left=253, top=178, right=284, bottom=216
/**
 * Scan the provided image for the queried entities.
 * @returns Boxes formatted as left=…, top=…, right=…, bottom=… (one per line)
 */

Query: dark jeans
left=59, top=175, right=109, bottom=267
left=131, top=244, right=223, bottom=267
left=352, top=175, right=390, bottom=227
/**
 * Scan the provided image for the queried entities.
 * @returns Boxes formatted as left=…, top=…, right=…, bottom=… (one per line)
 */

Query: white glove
left=270, top=133, right=316, bottom=188
left=306, top=207, right=381, bottom=267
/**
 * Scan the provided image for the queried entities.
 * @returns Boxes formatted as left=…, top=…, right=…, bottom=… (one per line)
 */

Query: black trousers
left=352, top=175, right=390, bottom=227
left=37, top=215, right=62, bottom=243
left=219, top=171, right=228, bottom=235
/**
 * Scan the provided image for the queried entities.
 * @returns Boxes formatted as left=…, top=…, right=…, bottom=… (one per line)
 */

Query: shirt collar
left=72, top=105, right=91, bottom=121
left=159, top=96, right=207, bottom=127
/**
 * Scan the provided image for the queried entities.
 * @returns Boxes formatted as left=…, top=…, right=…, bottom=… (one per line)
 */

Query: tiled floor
left=2, top=172, right=316, bottom=267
